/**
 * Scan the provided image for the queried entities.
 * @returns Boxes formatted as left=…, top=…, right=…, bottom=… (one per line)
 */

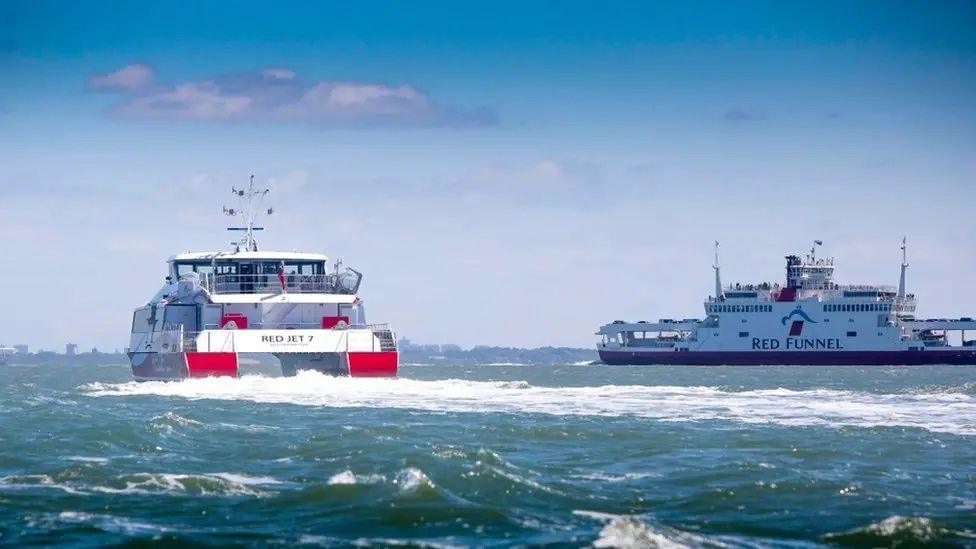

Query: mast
left=898, top=237, right=908, bottom=298
left=713, top=241, right=723, bottom=300
left=810, top=239, right=822, bottom=262
left=223, top=175, right=274, bottom=252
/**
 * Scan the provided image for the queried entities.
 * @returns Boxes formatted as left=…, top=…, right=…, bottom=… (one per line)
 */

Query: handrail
left=200, top=273, right=357, bottom=295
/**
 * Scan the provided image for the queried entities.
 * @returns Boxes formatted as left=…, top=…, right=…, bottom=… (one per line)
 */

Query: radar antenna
left=810, top=239, right=823, bottom=262
left=898, top=237, right=909, bottom=298
left=224, top=174, right=273, bottom=252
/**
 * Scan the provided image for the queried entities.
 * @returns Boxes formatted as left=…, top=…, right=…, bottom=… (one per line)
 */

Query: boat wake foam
left=81, top=372, right=976, bottom=435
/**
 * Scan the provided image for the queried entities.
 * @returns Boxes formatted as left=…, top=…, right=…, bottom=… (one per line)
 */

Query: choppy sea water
left=2, top=362, right=975, bottom=547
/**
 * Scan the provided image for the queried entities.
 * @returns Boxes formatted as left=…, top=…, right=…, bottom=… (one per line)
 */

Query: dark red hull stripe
left=598, top=349, right=976, bottom=365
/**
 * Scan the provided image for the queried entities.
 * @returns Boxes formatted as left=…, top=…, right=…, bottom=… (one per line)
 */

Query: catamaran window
left=131, top=308, right=152, bottom=333
left=175, top=263, right=195, bottom=277
left=847, top=331, right=858, bottom=337
left=739, top=331, right=749, bottom=337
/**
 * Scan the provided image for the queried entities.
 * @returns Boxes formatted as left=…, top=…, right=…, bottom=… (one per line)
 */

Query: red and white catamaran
left=127, top=177, right=398, bottom=380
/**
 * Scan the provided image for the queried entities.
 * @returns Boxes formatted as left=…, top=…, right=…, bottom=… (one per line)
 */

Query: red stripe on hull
left=185, top=352, right=239, bottom=378
left=347, top=351, right=398, bottom=377
left=599, top=349, right=976, bottom=366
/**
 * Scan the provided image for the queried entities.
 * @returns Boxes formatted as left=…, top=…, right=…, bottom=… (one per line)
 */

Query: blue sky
left=2, top=1, right=975, bottom=351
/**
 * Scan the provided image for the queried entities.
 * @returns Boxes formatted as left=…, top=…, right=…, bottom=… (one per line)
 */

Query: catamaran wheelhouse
left=127, top=176, right=398, bottom=380
left=597, top=240, right=976, bottom=366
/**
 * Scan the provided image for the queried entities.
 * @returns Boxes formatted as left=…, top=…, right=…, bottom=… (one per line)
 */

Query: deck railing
left=200, top=273, right=357, bottom=295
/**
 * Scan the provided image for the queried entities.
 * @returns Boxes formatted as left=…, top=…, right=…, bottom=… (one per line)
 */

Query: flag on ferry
left=277, top=260, right=288, bottom=293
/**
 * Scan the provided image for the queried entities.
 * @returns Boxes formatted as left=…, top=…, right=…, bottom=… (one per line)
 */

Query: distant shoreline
left=5, top=345, right=599, bottom=367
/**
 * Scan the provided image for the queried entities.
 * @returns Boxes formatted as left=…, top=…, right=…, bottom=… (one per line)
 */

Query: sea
left=2, top=361, right=975, bottom=547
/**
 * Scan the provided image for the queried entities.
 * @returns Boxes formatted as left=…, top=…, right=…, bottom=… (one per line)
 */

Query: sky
left=1, top=1, right=975, bottom=351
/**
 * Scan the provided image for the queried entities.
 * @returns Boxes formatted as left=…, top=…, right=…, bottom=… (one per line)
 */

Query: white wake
left=81, top=372, right=976, bottom=435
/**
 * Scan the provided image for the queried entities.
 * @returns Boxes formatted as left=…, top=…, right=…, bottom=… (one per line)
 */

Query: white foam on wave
left=1, top=472, right=281, bottom=497
left=55, top=511, right=167, bottom=536
left=88, top=472, right=278, bottom=496
left=820, top=515, right=973, bottom=544
left=327, top=469, right=386, bottom=486
left=81, top=372, right=976, bottom=435
left=393, top=467, right=433, bottom=493
left=574, top=510, right=717, bottom=548
left=573, top=471, right=659, bottom=483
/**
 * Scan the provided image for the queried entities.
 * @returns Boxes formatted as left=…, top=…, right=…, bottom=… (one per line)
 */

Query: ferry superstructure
left=597, top=241, right=976, bottom=365
left=127, top=177, right=398, bottom=380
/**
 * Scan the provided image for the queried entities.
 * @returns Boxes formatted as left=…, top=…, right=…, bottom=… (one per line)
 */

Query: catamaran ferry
left=597, top=241, right=976, bottom=365
left=127, top=177, right=398, bottom=381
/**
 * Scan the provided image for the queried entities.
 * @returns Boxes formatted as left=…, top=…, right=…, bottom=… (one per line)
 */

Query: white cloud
left=261, top=68, right=296, bottom=80
left=93, top=65, right=495, bottom=127
left=88, top=63, right=156, bottom=92
left=115, top=82, right=253, bottom=120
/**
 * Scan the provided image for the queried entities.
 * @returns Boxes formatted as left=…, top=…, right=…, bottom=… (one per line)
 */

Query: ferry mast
left=898, top=237, right=909, bottom=299
left=223, top=175, right=274, bottom=252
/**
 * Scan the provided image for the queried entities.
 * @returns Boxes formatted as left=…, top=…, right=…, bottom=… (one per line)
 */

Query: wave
left=327, top=470, right=385, bottom=486
left=52, top=511, right=168, bottom=536
left=821, top=515, right=975, bottom=546
left=81, top=372, right=976, bottom=435
left=574, top=511, right=720, bottom=548
left=0, top=472, right=280, bottom=497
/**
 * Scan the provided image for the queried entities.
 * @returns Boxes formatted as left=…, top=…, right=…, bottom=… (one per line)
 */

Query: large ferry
left=597, top=241, right=976, bottom=365
left=127, top=177, right=398, bottom=380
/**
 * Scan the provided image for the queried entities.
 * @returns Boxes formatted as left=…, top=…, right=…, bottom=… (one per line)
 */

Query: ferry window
left=739, top=331, right=749, bottom=337
left=847, top=331, right=858, bottom=337
left=175, top=263, right=195, bottom=277
left=196, top=265, right=213, bottom=276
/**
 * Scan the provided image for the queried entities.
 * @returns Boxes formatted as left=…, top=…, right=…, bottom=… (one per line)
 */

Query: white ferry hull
left=599, top=348, right=976, bottom=366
